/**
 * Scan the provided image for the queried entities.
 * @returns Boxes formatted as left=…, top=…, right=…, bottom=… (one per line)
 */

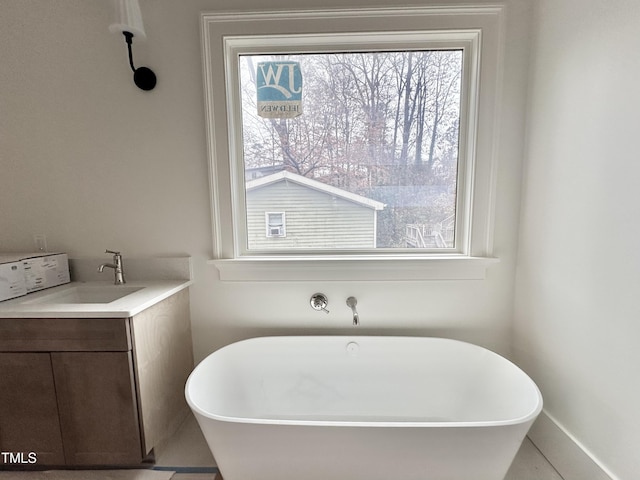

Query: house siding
left=246, top=179, right=376, bottom=250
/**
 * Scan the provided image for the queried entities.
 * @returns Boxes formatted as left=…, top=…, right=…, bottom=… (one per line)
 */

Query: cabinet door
left=0, top=353, right=65, bottom=465
left=51, top=352, right=143, bottom=465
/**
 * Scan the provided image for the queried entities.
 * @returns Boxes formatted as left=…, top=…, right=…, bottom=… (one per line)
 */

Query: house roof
left=246, top=170, right=385, bottom=211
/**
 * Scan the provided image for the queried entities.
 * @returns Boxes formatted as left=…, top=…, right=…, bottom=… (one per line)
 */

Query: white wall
left=0, top=0, right=530, bottom=363
left=514, top=0, right=640, bottom=478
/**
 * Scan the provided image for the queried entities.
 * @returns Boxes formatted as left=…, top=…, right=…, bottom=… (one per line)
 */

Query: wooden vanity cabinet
left=0, top=352, right=65, bottom=465
left=0, top=289, right=192, bottom=467
left=51, top=351, right=143, bottom=465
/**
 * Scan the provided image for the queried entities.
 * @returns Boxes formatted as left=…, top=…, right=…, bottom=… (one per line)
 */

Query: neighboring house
left=244, top=164, right=286, bottom=181
left=245, top=171, right=385, bottom=250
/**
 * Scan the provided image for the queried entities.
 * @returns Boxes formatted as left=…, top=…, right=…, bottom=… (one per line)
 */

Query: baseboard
left=528, top=410, right=617, bottom=480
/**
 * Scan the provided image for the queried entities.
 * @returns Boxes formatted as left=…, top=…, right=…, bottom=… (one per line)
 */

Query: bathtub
left=185, top=336, right=542, bottom=480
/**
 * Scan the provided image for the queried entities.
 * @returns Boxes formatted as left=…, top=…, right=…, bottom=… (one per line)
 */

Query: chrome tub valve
left=310, top=293, right=329, bottom=313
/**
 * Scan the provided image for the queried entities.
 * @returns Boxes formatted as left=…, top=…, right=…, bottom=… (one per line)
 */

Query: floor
left=153, top=412, right=216, bottom=480
left=154, top=413, right=564, bottom=480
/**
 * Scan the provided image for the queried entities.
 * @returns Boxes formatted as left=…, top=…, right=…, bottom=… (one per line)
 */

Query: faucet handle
left=310, top=293, right=330, bottom=314
left=105, top=249, right=121, bottom=256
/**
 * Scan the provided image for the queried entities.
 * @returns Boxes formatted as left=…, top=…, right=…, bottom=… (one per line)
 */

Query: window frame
left=230, top=38, right=469, bottom=257
left=201, top=6, right=504, bottom=281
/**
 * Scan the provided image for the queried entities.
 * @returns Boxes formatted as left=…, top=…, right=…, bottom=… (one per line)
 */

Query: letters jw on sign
left=256, top=61, right=303, bottom=119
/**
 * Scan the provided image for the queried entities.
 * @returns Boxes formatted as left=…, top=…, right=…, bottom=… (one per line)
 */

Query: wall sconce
left=109, top=0, right=157, bottom=91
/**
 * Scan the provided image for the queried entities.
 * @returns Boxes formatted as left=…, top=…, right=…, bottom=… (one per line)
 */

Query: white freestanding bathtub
left=185, top=336, right=542, bottom=480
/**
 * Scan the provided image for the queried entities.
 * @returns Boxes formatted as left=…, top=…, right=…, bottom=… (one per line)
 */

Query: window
left=202, top=7, right=503, bottom=280
left=241, top=50, right=462, bottom=253
left=265, top=212, right=286, bottom=238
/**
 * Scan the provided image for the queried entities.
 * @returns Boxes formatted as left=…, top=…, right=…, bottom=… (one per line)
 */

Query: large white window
left=240, top=48, right=462, bottom=253
left=202, top=7, right=504, bottom=280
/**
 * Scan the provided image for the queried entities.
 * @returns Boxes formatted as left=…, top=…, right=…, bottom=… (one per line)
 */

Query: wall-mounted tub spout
left=346, top=296, right=359, bottom=326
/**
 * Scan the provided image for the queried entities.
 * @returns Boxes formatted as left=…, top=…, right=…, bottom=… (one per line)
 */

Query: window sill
left=209, top=255, right=499, bottom=281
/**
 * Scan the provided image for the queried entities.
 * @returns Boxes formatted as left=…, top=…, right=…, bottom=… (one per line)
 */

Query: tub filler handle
left=310, top=293, right=330, bottom=313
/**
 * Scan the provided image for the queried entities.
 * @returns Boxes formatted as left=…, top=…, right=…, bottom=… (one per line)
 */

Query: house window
left=202, top=7, right=504, bottom=280
left=266, top=212, right=286, bottom=237
left=241, top=50, right=461, bottom=253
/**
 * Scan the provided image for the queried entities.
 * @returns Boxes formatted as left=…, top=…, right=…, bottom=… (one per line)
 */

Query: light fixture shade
left=109, top=0, right=146, bottom=40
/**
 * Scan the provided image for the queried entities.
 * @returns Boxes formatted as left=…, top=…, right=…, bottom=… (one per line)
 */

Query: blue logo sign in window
left=256, top=61, right=303, bottom=118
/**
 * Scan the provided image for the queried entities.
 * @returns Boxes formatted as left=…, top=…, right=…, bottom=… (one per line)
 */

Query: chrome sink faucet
left=98, top=249, right=126, bottom=285
left=346, top=296, right=359, bottom=326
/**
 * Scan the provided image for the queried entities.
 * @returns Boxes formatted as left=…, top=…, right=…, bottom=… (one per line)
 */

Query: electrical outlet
left=33, top=234, right=47, bottom=252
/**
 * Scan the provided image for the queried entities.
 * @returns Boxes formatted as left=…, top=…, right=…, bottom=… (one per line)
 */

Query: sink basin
left=23, top=285, right=143, bottom=304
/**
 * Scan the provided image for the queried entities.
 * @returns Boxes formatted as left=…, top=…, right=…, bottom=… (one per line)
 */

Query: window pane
left=240, top=50, right=462, bottom=251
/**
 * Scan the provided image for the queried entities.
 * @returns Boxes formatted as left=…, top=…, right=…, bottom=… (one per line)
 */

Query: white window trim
left=201, top=6, right=504, bottom=281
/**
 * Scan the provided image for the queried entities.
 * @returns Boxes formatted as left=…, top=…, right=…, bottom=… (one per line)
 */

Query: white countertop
left=0, top=280, right=192, bottom=318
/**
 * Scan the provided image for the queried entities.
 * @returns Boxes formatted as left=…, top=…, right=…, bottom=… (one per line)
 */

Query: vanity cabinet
left=0, top=352, right=65, bottom=465
left=0, top=289, right=192, bottom=467
left=51, top=351, right=142, bottom=465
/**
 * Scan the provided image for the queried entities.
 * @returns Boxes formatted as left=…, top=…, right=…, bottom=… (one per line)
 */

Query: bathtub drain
left=346, top=341, right=359, bottom=356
